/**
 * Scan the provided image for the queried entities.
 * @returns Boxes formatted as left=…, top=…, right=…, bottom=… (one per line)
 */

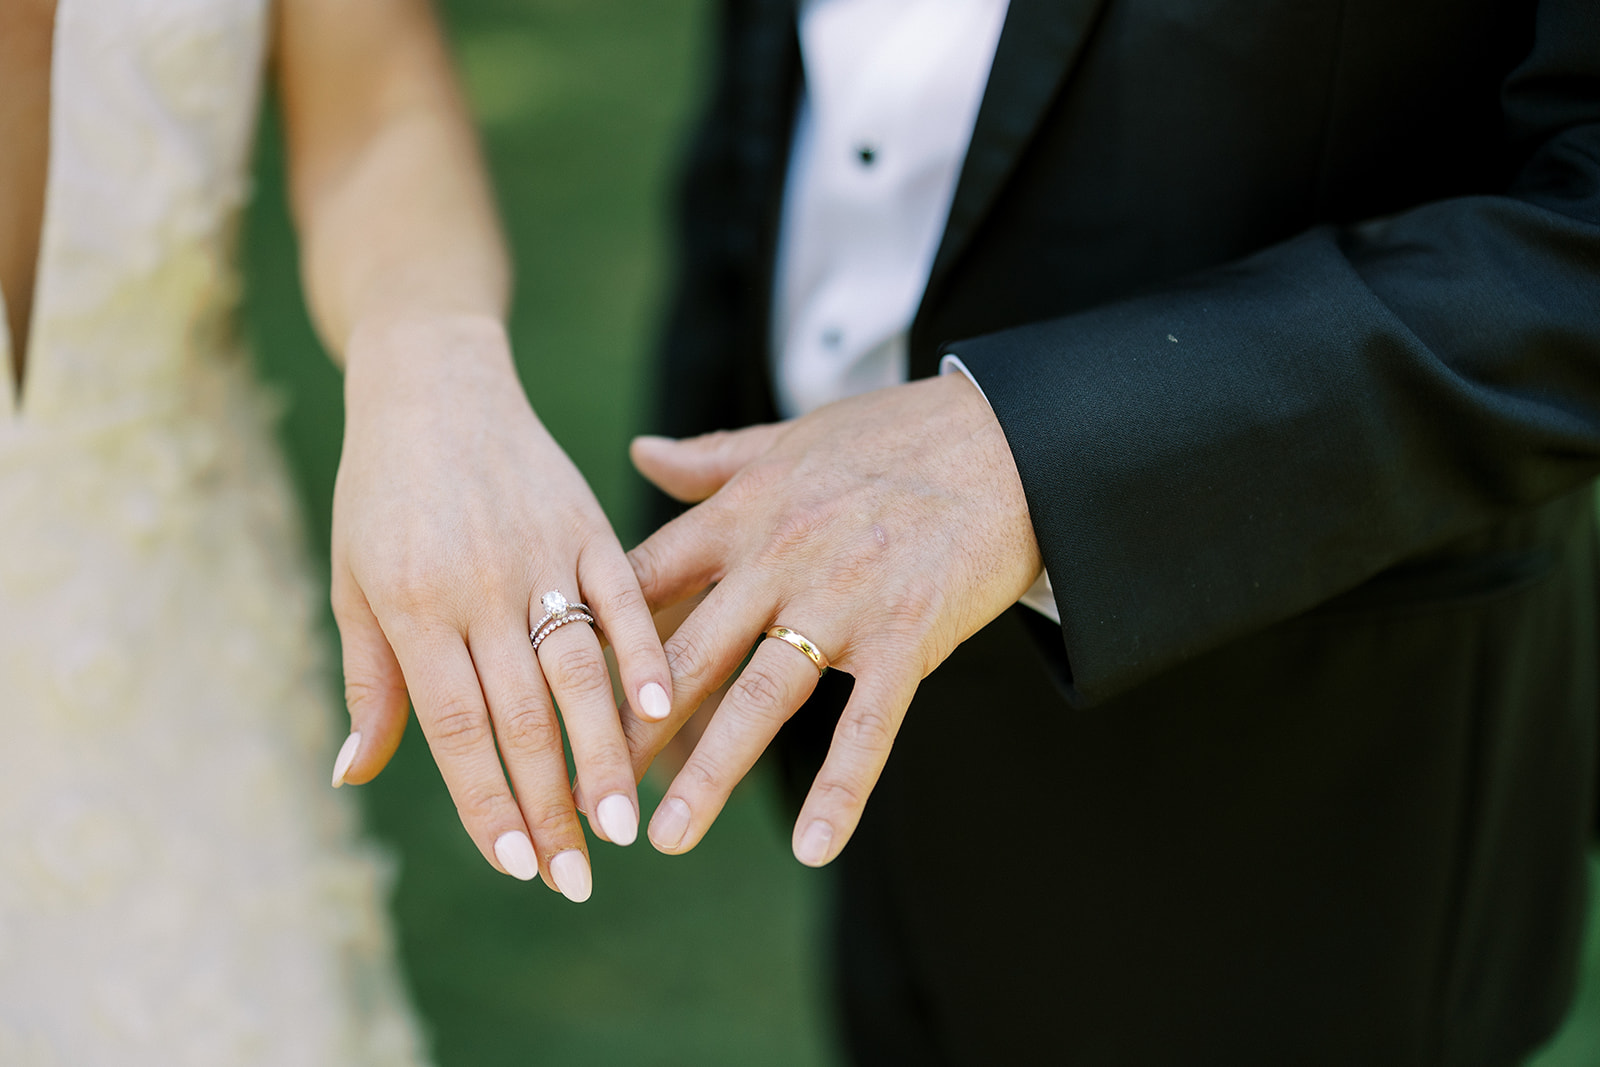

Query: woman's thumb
left=330, top=573, right=411, bottom=788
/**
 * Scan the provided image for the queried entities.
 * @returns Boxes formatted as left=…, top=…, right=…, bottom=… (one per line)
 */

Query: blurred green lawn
left=241, top=1, right=1599, bottom=1063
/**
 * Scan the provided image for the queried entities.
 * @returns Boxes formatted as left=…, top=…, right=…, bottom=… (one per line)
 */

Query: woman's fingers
left=649, top=637, right=820, bottom=854
left=384, top=621, right=543, bottom=885
left=791, top=670, right=920, bottom=867
left=329, top=568, right=410, bottom=787
left=531, top=613, right=639, bottom=851
left=469, top=619, right=596, bottom=902
left=578, top=541, right=673, bottom=725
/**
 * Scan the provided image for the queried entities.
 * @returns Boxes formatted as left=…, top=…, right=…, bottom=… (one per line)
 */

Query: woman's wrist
left=342, top=310, right=518, bottom=414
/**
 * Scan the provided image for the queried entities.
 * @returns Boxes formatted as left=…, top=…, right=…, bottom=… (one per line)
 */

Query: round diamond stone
left=541, top=591, right=569, bottom=616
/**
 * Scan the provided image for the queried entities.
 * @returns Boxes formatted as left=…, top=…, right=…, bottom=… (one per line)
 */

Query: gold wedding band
left=765, top=626, right=830, bottom=675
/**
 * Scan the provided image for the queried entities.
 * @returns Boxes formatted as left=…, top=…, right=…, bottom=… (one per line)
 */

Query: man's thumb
left=630, top=423, right=786, bottom=502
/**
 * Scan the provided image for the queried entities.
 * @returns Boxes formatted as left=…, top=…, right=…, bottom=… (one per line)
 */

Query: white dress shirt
left=772, top=0, right=1060, bottom=622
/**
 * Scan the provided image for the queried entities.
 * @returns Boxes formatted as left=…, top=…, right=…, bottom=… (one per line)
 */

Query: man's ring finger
left=765, top=626, right=830, bottom=675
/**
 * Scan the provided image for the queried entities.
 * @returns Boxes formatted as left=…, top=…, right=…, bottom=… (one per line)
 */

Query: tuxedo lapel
left=919, top=0, right=1110, bottom=326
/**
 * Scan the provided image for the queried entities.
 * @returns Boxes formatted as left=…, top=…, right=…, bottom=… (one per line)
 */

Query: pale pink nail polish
left=550, top=850, right=593, bottom=903
left=494, top=831, right=539, bottom=882
left=596, top=794, right=638, bottom=846
left=331, top=732, right=361, bottom=788
left=638, top=682, right=671, bottom=721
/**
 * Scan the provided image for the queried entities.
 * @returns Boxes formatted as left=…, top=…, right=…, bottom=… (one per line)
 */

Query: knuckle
left=723, top=455, right=787, bottom=504
left=664, top=628, right=717, bottom=692
left=456, top=778, right=511, bottom=825
left=427, top=699, right=490, bottom=754
left=709, top=696, right=774, bottom=744
left=590, top=575, right=646, bottom=620
left=680, top=752, right=730, bottom=796
left=541, top=641, right=596, bottom=684
left=885, top=578, right=944, bottom=630
left=497, top=701, right=563, bottom=755
left=620, top=710, right=653, bottom=748
left=577, top=734, right=633, bottom=779
left=343, top=676, right=398, bottom=716
left=766, top=502, right=833, bottom=555
left=375, top=558, right=446, bottom=617
left=701, top=429, right=737, bottom=463
left=542, top=645, right=613, bottom=704
left=524, top=800, right=578, bottom=842
left=810, top=775, right=870, bottom=815
left=728, top=664, right=790, bottom=715
left=838, top=704, right=898, bottom=754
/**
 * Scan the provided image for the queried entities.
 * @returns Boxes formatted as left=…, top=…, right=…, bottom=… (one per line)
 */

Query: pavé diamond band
left=530, top=610, right=597, bottom=652
left=530, top=589, right=597, bottom=652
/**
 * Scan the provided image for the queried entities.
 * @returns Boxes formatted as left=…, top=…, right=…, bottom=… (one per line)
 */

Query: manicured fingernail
left=550, top=850, right=592, bottom=903
left=331, top=732, right=361, bottom=788
left=649, top=797, right=692, bottom=851
left=633, top=434, right=673, bottom=449
left=494, top=831, right=540, bottom=882
left=796, top=820, right=833, bottom=867
left=638, top=682, right=671, bottom=721
left=596, top=794, right=638, bottom=846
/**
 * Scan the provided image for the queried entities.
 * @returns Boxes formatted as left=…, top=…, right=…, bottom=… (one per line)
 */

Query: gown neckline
left=1, top=0, right=67, bottom=420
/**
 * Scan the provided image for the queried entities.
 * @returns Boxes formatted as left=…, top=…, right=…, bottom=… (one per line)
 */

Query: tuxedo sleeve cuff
left=940, top=354, right=1061, bottom=625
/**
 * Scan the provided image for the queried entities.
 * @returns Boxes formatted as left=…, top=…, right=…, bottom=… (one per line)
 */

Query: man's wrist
left=938, top=352, right=1061, bottom=624
left=938, top=352, right=994, bottom=409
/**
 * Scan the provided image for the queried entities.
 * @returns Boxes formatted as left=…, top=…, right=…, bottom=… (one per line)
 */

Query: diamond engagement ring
left=530, top=590, right=597, bottom=652
left=765, top=626, right=830, bottom=675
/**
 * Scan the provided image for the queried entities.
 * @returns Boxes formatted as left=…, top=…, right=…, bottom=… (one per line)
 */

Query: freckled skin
left=0, top=0, right=56, bottom=385
left=624, top=372, right=1043, bottom=864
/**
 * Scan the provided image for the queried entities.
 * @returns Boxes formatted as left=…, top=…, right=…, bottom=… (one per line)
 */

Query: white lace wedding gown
left=0, top=2, right=430, bottom=1063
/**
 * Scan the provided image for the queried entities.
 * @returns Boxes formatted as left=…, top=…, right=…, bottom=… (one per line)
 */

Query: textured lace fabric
left=0, top=2, right=430, bottom=1063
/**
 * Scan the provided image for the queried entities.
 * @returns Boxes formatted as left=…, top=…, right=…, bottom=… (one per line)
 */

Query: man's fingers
left=648, top=638, right=819, bottom=853
left=629, top=422, right=787, bottom=503
left=330, top=572, right=410, bottom=788
left=627, top=506, right=731, bottom=615
left=471, top=621, right=595, bottom=903
left=661, top=576, right=775, bottom=730
left=618, top=578, right=771, bottom=786
left=386, top=624, right=542, bottom=885
left=791, top=671, right=919, bottom=868
left=579, top=541, right=672, bottom=726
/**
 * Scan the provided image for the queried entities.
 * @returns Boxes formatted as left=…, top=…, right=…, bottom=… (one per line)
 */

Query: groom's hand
left=621, top=372, right=1043, bottom=867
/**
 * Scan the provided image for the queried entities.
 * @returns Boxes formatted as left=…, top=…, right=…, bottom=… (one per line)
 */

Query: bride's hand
left=325, top=314, right=672, bottom=903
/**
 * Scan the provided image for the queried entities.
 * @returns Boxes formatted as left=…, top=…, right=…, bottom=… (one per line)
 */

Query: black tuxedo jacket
left=651, top=0, right=1600, bottom=1061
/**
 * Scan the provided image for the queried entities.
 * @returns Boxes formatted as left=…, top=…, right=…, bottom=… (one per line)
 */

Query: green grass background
left=240, top=1, right=1599, bottom=1062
